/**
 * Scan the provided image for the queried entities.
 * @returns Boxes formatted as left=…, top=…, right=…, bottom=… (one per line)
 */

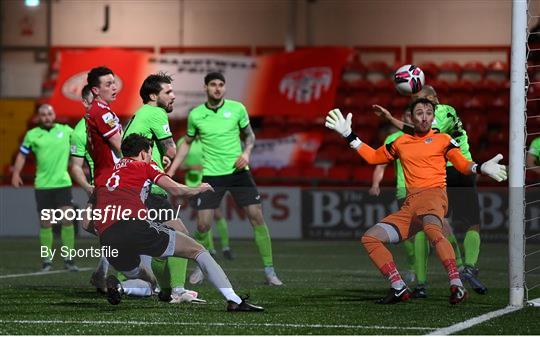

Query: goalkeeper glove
left=473, top=154, right=508, bottom=182
left=325, top=109, right=362, bottom=148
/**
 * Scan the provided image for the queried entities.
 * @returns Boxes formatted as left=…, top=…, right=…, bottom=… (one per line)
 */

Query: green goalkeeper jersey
left=123, top=104, right=173, bottom=195
left=432, top=104, right=473, bottom=166
left=384, top=131, right=406, bottom=200
left=20, top=123, right=73, bottom=189
left=178, top=136, right=203, bottom=187
left=529, top=137, right=540, bottom=164
left=187, top=99, right=250, bottom=176
left=70, top=118, right=95, bottom=183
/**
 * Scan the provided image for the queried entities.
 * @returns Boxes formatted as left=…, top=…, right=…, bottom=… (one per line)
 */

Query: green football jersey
left=123, top=104, right=173, bottom=195
left=529, top=137, right=540, bottom=164
left=384, top=131, right=406, bottom=200
left=20, top=123, right=73, bottom=189
left=187, top=99, right=250, bottom=176
left=178, top=137, right=203, bottom=187
left=70, top=118, right=95, bottom=183
left=432, top=104, right=473, bottom=166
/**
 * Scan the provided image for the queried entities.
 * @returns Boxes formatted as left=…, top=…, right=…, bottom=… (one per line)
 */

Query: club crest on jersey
left=162, top=124, right=171, bottom=134
left=223, top=111, right=232, bottom=118
left=70, top=145, right=77, bottom=154
left=151, top=164, right=163, bottom=173
left=424, top=137, right=433, bottom=144
left=56, top=131, right=64, bottom=138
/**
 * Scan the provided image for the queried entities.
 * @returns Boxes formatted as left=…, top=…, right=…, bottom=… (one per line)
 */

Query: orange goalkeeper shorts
left=379, top=187, right=448, bottom=241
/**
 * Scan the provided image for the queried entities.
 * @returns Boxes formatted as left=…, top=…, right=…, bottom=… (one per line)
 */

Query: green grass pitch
left=0, top=238, right=539, bottom=335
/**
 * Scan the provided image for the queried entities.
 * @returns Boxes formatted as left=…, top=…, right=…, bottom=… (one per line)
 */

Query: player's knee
left=468, top=225, right=480, bottom=232
left=424, top=223, right=444, bottom=246
left=361, top=235, right=382, bottom=254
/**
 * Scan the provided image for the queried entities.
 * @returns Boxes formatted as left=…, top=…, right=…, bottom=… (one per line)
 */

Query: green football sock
left=216, top=218, right=230, bottom=249
left=447, top=234, right=463, bottom=268
left=414, top=231, right=429, bottom=285
left=60, top=224, right=75, bottom=256
left=117, top=272, right=127, bottom=282
left=194, top=230, right=211, bottom=249
left=167, top=257, right=187, bottom=289
left=464, top=230, right=481, bottom=267
left=207, top=229, right=216, bottom=253
left=151, top=258, right=170, bottom=291
left=403, top=239, right=415, bottom=271
left=39, top=227, right=53, bottom=262
left=253, top=224, right=274, bottom=267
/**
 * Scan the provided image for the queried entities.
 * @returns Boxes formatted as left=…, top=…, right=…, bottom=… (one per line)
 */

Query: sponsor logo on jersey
left=102, top=112, right=117, bottom=127
left=61, top=71, right=123, bottom=101
left=70, top=145, right=77, bottom=154
left=162, top=124, right=171, bottom=134
left=279, top=67, right=332, bottom=103
left=223, top=111, right=232, bottom=118
left=57, top=131, right=64, bottom=138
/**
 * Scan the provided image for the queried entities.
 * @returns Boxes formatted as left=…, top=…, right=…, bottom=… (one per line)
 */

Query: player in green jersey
left=374, top=85, right=485, bottom=294
left=527, top=137, right=540, bottom=175
left=168, top=72, right=283, bottom=286
left=11, top=104, right=78, bottom=272
left=178, top=136, right=233, bottom=261
left=123, top=72, right=204, bottom=303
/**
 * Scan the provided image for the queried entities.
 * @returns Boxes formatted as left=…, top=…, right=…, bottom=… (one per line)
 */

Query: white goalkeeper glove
left=474, top=154, right=507, bottom=182
left=325, top=108, right=362, bottom=148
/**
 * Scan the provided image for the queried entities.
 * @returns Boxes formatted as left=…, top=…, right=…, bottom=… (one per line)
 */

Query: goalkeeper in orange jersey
left=325, top=98, right=507, bottom=304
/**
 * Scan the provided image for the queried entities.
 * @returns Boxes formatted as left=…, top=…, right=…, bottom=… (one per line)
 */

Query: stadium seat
left=341, top=62, right=366, bottom=83
left=438, top=61, right=462, bottom=83
left=351, top=166, right=373, bottom=184
left=462, top=61, right=486, bottom=83
left=366, top=61, right=392, bottom=84
left=417, top=62, right=439, bottom=82
left=328, top=165, right=353, bottom=181
left=486, top=61, right=509, bottom=83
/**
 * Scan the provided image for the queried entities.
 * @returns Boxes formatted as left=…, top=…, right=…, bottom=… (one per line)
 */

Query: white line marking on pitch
left=0, top=268, right=91, bottom=279
left=0, top=319, right=435, bottom=331
left=426, top=305, right=522, bottom=335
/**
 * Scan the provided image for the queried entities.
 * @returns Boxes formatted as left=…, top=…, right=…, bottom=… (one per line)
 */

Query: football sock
left=60, top=224, right=75, bottom=258
left=207, top=229, right=216, bottom=253
left=151, top=258, right=170, bottom=292
left=414, top=231, right=429, bottom=285
left=447, top=234, right=463, bottom=268
left=216, top=218, right=230, bottom=250
left=424, top=223, right=462, bottom=287
left=361, top=235, right=405, bottom=289
left=117, top=272, right=127, bottom=282
left=167, top=257, right=187, bottom=289
left=96, top=256, right=109, bottom=275
left=122, top=279, right=153, bottom=297
left=39, top=227, right=53, bottom=262
left=464, top=230, right=481, bottom=267
left=195, top=251, right=241, bottom=304
left=253, top=224, right=274, bottom=267
left=194, top=230, right=210, bottom=249
left=403, top=239, right=415, bottom=271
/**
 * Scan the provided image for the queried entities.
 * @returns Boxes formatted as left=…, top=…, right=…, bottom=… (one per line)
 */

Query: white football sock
left=122, top=279, right=153, bottom=297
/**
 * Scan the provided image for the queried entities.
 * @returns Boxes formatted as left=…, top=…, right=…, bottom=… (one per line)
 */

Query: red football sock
left=362, top=235, right=405, bottom=289
left=424, top=223, right=462, bottom=287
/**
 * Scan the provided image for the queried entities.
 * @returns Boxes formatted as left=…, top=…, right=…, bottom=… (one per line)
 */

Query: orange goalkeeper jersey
left=357, top=129, right=473, bottom=192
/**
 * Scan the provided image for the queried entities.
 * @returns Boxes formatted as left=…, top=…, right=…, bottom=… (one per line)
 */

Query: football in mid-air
left=393, top=64, right=425, bottom=95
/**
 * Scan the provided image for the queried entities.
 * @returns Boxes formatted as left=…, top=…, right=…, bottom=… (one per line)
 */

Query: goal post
left=509, top=0, right=527, bottom=308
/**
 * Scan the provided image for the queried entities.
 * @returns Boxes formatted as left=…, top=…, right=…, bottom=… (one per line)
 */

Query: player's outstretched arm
left=167, top=135, right=193, bottom=176
left=325, top=108, right=391, bottom=165
left=11, top=152, right=26, bottom=187
left=69, top=156, right=94, bottom=195
left=447, top=149, right=507, bottom=182
left=157, top=174, right=213, bottom=197
left=372, top=105, right=415, bottom=135
left=369, top=164, right=387, bottom=196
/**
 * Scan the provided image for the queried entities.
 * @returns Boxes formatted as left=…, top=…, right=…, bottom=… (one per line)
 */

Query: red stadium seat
left=438, top=61, right=462, bottom=83
left=462, top=61, right=486, bottom=83
left=302, top=166, right=327, bottom=180
left=486, top=61, right=509, bottom=83
left=366, top=61, right=392, bottom=84
left=418, top=62, right=439, bottom=82
left=328, top=165, right=353, bottom=181
left=352, top=166, right=373, bottom=183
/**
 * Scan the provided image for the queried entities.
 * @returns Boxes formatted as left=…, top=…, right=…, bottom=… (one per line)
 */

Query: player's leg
left=416, top=188, right=467, bottom=304
left=412, top=231, right=429, bottom=298
left=443, top=218, right=463, bottom=268
left=189, top=179, right=227, bottom=285
left=361, top=206, right=413, bottom=304
left=189, top=209, right=214, bottom=285
left=401, top=239, right=416, bottom=283
left=214, top=207, right=232, bottom=259
left=145, top=193, right=195, bottom=301
left=231, top=170, right=282, bottom=285
left=35, top=189, right=54, bottom=271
